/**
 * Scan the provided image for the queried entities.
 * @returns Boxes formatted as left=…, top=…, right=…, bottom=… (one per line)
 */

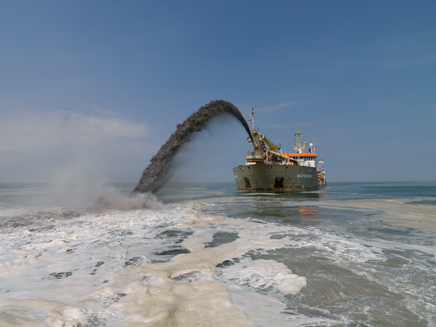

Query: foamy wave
left=0, top=197, right=310, bottom=326
left=223, top=259, right=307, bottom=294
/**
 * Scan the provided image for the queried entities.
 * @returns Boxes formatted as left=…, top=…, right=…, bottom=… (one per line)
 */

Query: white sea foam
left=222, top=259, right=307, bottom=294
left=0, top=198, right=312, bottom=326
left=1, top=189, right=435, bottom=326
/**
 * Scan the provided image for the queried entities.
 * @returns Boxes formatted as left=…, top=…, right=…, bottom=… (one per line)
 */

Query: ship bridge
left=282, top=152, right=318, bottom=167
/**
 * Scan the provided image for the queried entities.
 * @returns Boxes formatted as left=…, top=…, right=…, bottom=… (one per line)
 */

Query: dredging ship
left=233, top=109, right=326, bottom=191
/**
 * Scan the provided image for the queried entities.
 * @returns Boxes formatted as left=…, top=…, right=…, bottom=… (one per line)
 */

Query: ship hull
left=233, top=164, right=319, bottom=191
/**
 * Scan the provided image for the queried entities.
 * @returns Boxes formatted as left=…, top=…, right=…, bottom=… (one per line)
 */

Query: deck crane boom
left=260, top=133, right=279, bottom=153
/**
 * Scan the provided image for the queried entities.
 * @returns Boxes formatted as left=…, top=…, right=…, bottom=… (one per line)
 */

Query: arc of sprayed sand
left=132, top=100, right=253, bottom=194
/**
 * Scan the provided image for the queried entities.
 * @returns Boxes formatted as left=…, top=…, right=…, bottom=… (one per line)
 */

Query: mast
left=250, top=108, right=255, bottom=132
left=294, top=131, right=306, bottom=152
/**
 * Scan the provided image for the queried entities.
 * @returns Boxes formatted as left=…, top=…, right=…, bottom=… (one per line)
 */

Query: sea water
left=0, top=182, right=435, bottom=326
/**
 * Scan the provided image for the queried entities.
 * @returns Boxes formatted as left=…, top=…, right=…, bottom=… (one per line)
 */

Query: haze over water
left=1, top=181, right=435, bottom=326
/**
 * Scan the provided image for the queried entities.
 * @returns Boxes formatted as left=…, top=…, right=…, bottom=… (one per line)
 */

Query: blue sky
left=1, top=1, right=435, bottom=184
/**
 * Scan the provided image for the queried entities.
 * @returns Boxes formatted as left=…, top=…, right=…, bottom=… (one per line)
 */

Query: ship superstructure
left=233, top=109, right=326, bottom=191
